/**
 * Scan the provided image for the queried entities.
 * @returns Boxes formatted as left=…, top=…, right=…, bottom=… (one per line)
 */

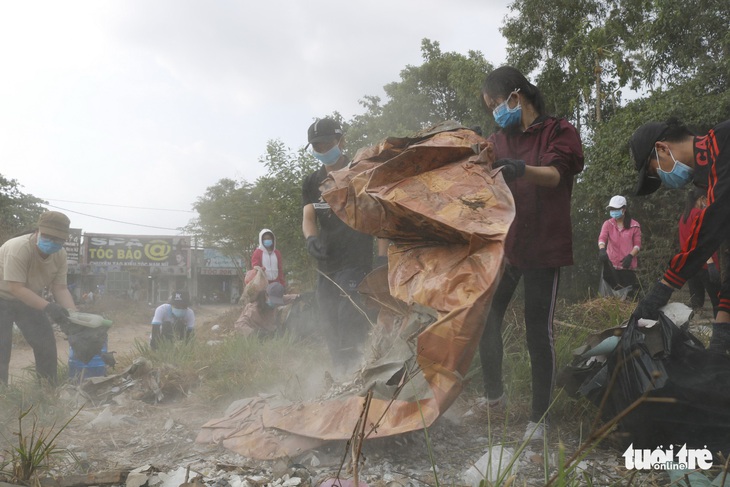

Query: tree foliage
left=0, top=175, right=46, bottom=243
left=501, top=0, right=729, bottom=128
left=347, top=39, right=495, bottom=151
left=502, top=0, right=641, bottom=127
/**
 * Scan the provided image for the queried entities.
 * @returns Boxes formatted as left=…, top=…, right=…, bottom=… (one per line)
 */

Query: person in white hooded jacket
left=251, top=229, right=286, bottom=288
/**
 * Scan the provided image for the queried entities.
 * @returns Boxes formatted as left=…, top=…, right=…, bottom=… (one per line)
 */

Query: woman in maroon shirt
left=477, top=66, right=584, bottom=442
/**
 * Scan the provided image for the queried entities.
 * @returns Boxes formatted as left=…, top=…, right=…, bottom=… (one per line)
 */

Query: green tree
left=501, top=0, right=729, bottom=128
left=502, top=0, right=640, bottom=127
left=631, top=0, right=729, bottom=90
left=186, top=178, right=261, bottom=267
left=0, top=175, right=46, bottom=243
left=347, top=39, right=495, bottom=151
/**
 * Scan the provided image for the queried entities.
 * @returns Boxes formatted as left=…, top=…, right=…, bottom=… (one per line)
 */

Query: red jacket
left=678, top=208, right=718, bottom=270
left=488, top=116, right=584, bottom=268
left=664, top=120, right=730, bottom=309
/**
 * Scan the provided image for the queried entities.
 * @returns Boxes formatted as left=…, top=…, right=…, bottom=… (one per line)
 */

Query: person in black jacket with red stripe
left=630, top=117, right=730, bottom=354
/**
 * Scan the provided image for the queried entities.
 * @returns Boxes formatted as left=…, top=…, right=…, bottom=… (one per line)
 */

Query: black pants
left=0, top=299, right=57, bottom=384
left=687, top=269, right=720, bottom=316
left=479, top=265, right=560, bottom=422
left=317, top=266, right=370, bottom=374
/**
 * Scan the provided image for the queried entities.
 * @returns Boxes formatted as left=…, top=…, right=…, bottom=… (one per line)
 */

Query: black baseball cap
left=307, top=118, right=343, bottom=148
left=630, top=121, right=668, bottom=196
left=171, top=290, right=190, bottom=308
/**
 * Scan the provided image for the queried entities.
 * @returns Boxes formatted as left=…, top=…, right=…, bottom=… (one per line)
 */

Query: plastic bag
left=573, top=313, right=730, bottom=453
left=241, top=266, right=267, bottom=305
left=597, top=268, right=632, bottom=300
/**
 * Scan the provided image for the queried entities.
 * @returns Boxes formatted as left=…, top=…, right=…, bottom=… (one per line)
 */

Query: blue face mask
left=657, top=148, right=694, bottom=189
left=37, top=236, right=64, bottom=255
left=492, top=90, right=522, bottom=128
left=263, top=239, right=273, bottom=248
left=609, top=210, right=623, bottom=219
left=171, top=307, right=187, bottom=319
left=312, top=144, right=342, bottom=166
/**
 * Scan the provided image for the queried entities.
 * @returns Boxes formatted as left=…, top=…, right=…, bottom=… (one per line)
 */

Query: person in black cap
left=301, top=117, right=386, bottom=374
left=0, top=211, right=77, bottom=384
left=630, top=116, right=730, bottom=354
left=150, top=290, right=195, bottom=349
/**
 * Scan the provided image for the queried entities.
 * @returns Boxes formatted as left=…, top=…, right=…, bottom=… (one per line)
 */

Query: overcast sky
left=1, top=0, right=512, bottom=237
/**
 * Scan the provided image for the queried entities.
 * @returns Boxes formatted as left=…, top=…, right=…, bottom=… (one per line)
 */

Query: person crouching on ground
left=150, top=290, right=195, bottom=349
left=234, top=282, right=297, bottom=337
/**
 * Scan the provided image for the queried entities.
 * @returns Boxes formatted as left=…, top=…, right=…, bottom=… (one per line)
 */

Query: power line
left=42, top=197, right=194, bottom=213
left=45, top=204, right=186, bottom=231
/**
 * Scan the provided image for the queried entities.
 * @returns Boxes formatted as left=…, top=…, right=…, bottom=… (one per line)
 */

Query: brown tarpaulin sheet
left=196, top=122, right=515, bottom=459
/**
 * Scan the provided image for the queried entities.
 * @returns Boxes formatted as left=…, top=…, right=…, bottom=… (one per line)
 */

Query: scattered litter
left=462, top=445, right=516, bottom=486
left=87, top=405, right=134, bottom=430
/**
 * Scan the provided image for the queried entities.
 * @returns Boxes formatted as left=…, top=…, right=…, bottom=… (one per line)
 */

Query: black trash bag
left=592, top=314, right=730, bottom=453
left=67, top=327, right=108, bottom=364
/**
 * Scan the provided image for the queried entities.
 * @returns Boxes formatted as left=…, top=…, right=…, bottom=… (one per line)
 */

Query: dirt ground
left=4, top=300, right=706, bottom=486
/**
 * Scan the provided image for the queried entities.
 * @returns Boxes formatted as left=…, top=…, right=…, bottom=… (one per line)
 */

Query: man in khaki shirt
left=0, top=211, right=77, bottom=384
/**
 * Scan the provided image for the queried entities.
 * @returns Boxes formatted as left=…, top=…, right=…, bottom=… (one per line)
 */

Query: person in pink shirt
left=598, top=195, right=642, bottom=299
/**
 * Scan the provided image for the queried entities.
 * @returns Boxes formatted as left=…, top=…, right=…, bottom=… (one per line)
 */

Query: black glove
left=598, top=248, right=608, bottom=263
left=632, top=281, right=674, bottom=320
left=151, top=325, right=161, bottom=350
left=493, top=159, right=526, bottom=182
left=44, top=302, right=69, bottom=324
left=621, top=254, right=634, bottom=269
left=708, top=262, right=721, bottom=285
left=375, top=255, right=388, bottom=268
left=306, top=236, right=328, bottom=260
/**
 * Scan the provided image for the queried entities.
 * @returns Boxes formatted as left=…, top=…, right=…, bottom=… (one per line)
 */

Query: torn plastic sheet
left=196, top=122, right=515, bottom=459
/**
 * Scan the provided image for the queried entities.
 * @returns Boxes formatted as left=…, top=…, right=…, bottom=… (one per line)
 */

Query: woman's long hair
left=623, top=208, right=634, bottom=228
left=481, top=66, right=546, bottom=116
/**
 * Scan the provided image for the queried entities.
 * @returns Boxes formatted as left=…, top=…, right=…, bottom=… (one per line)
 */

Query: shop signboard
left=202, top=249, right=244, bottom=269
left=85, top=234, right=190, bottom=267
left=64, top=228, right=82, bottom=265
